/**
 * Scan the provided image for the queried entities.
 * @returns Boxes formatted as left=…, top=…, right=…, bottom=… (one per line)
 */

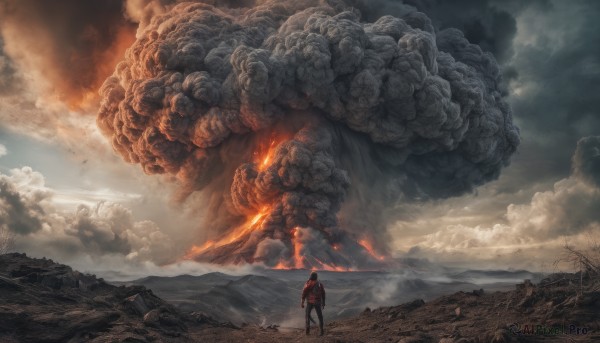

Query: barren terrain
left=1, top=253, right=598, bottom=342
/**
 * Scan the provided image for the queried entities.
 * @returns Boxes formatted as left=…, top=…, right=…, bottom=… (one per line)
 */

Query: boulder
left=125, top=293, right=149, bottom=316
left=143, top=309, right=160, bottom=326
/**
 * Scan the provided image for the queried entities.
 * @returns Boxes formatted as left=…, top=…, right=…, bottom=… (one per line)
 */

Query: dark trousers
left=305, top=302, right=323, bottom=331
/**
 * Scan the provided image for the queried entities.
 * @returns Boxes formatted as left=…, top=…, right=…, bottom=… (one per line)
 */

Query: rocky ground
left=0, top=253, right=233, bottom=342
left=1, top=253, right=599, bottom=342
left=189, top=278, right=600, bottom=342
left=120, top=268, right=537, bottom=327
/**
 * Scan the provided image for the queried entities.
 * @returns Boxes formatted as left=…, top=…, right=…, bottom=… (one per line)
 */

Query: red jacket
left=302, top=280, right=325, bottom=304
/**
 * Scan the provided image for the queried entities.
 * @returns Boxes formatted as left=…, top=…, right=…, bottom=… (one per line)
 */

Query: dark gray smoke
left=97, top=0, right=519, bottom=268
left=0, top=37, right=21, bottom=95
left=573, top=136, right=600, bottom=188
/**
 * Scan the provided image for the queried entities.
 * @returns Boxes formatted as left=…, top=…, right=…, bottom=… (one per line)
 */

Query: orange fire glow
left=270, top=228, right=356, bottom=271
left=272, top=261, right=288, bottom=270
left=268, top=227, right=306, bottom=270
left=65, top=24, right=136, bottom=111
left=358, top=239, right=386, bottom=261
left=254, top=134, right=291, bottom=172
left=312, top=256, right=353, bottom=272
left=292, top=227, right=305, bottom=269
left=260, top=139, right=276, bottom=170
left=183, top=207, right=270, bottom=260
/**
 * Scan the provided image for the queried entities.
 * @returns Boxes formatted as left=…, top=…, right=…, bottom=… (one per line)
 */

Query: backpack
left=311, top=282, right=321, bottom=297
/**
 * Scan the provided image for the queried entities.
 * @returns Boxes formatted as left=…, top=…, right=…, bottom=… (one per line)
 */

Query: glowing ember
left=358, top=239, right=386, bottom=261
left=272, top=261, right=288, bottom=270
left=254, top=135, right=288, bottom=172
left=261, top=140, right=275, bottom=169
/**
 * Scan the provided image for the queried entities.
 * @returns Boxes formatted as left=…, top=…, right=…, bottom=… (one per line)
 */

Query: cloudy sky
left=0, top=0, right=598, bottom=277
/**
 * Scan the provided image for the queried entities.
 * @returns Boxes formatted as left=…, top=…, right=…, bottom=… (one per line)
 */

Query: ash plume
left=98, top=0, right=519, bottom=269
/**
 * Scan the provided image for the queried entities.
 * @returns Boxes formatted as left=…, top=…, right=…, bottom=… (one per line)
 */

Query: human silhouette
left=301, top=271, right=325, bottom=336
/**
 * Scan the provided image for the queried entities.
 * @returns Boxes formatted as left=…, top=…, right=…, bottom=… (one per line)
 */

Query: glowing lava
left=358, top=239, right=386, bottom=261
left=270, top=227, right=356, bottom=271
left=183, top=135, right=387, bottom=270
left=253, top=134, right=290, bottom=172
left=260, top=139, right=276, bottom=170
left=183, top=207, right=270, bottom=260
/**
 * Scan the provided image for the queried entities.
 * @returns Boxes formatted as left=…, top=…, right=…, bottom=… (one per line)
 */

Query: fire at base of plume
left=187, top=226, right=389, bottom=271
left=97, top=0, right=519, bottom=269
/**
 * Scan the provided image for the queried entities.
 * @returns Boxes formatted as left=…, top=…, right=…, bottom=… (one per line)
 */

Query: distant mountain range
left=117, top=268, right=541, bottom=327
left=5, top=252, right=596, bottom=343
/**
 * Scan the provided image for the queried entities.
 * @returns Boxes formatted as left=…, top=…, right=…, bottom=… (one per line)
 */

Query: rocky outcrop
left=0, top=253, right=190, bottom=342
left=2, top=253, right=599, bottom=342
left=188, top=273, right=600, bottom=342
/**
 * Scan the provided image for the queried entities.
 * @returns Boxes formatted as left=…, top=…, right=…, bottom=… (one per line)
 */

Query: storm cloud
left=400, top=135, right=600, bottom=269
left=572, top=134, right=600, bottom=188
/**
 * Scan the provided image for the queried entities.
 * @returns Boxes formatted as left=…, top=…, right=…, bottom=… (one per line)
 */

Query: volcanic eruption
left=97, top=0, right=520, bottom=269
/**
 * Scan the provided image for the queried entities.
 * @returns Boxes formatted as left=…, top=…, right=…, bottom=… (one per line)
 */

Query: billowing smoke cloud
left=0, top=0, right=136, bottom=109
left=98, top=0, right=519, bottom=268
left=0, top=167, right=176, bottom=265
left=348, top=0, right=525, bottom=63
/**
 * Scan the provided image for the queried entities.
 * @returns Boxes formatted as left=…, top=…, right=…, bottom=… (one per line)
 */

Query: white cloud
left=1, top=166, right=177, bottom=266
left=52, top=188, right=143, bottom=210
left=0, top=143, right=6, bottom=157
left=393, top=137, right=600, bottom=270
left=394, top=176, right=600, bottom=270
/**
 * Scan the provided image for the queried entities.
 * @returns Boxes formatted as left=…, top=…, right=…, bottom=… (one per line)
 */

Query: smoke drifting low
left=98, top=0, right=519, bottom=269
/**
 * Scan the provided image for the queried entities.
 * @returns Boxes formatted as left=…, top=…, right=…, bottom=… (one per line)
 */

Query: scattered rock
left=400, top=299, right=426, bottom=312
left=489, top=328, right=510, bottom=343
left=3, top=253, right=600, bottom=343
left=471, top=289, right=484, bottom=296
left=143, top=309, right=160, bottom=326
left=125, top=293, right=150, bottom=316
left=0, top=253, right=190, bottom=342
left=0, top=275, right=22, bottom=290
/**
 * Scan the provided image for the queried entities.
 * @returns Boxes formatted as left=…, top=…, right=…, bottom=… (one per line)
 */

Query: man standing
left=301, top=271, right=325, bottom=336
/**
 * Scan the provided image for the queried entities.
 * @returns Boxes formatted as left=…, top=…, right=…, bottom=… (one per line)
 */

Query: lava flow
left=183, top=133, right=389, bottom=270
left=98, top=1, right=520, bottom=272
left=358, top=239, right=386, bottom=261
left=256, top=138, right=278, bottom=171
left=183, top=207, right=270, bottom=261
